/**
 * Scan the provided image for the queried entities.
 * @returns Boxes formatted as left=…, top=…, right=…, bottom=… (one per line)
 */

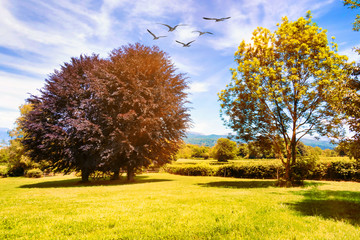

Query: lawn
left=1, top=173, right=360, bottom=239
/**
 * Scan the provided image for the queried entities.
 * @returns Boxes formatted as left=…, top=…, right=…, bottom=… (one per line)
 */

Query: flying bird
left=158, top=23, right=187, bottom=32
left=192, top=30, right=213, bottom=36
left=147, top=29, right=166, bottom=40
left=175, top=40, right=195, bottom=47
left=203, top=17, right=231, bottom=22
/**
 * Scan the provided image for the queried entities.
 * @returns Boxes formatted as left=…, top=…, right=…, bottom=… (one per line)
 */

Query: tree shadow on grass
left=198, top=180, right=277, bottom=189
left=288, top=190, right=360, bottom=226
left=19, top=175, right=172, bottom=188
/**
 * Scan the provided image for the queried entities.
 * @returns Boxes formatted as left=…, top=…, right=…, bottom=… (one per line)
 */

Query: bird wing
left=147, top=29, right=156, bottom=37
left=206, top=32, right=214, bottom=34
left=221, top=17, right=231, bottom=20
left=203, top=17, right=216, bottom=20
left=158, top=23, right=172, bottom=30
left=192, top=30, right=201, bottom=33
left=187, top=40, right=196, bottom=44
left=175, top=40, right=185, bottom=45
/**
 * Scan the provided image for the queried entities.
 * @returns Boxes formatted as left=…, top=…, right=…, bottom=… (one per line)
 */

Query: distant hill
left=300, top=138, right=336, bottom=150
left=184, top=132, right=336, bottom=150
left=183, top=132, right=228, bottom=146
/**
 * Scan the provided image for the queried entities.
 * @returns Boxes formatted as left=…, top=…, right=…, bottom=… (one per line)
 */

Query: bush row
left=0, top=165, right=43, bottom=178
left=162, top=160, right=360, bottom=181
left=162, top=162, right=282, bottom=179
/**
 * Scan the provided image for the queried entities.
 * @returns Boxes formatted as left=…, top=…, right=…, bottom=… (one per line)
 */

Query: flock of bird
left=147, top=17, right=231, bottom=47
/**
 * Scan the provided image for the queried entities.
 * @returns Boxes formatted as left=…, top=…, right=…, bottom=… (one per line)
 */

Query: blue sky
left=0, top=0, right=359, bottom=135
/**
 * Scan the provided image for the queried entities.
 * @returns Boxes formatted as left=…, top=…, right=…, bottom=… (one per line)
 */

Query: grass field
left=1, top=173, right=360, bottom=239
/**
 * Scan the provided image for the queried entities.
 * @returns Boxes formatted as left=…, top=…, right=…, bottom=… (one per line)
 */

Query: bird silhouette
left=203, top=17, right=231, bottom=22
left=175, top=40, right=195, bottom=47
left=147, top=29, right=166, bottom=40
left=158, top=23, right=187, bottom=32
left=192, top=30, right=213, bottom=36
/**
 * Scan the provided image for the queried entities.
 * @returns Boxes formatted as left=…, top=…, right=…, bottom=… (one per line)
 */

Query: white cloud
left=339, top=46, right=360, bottom=63
left=0, top=110, right=18, bottom=129
left=171, top=54, right=204, bottom=76
left=0, top=72, right=43, bottom=110
left=189, top=120, right=231, bottom=135
left=188, top=82, right=209, bottom=93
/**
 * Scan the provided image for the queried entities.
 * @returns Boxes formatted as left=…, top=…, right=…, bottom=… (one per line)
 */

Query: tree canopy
left=218, top=12, right=350, bottom=184
left=341, top=0, right=360, bottom=160
left=21, top=43, right=190, bottom=181
left=213, top=138, right=237, bottom=162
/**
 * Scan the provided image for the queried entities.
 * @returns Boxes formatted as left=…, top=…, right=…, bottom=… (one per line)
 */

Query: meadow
left=1, top=172, right=360, bottom=239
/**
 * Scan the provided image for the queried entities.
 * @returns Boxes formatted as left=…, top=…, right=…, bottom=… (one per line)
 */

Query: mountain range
left=184, top=132, right=336, bottom=150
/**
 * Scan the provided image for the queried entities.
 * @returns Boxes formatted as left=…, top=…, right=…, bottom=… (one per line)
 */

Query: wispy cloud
left=188, top=82, right=210, bottom=93
left=1, top=72, right=43, bottom=109
left=339, top=45, right=360, bottom=63
left=203, top=0, right=336, bottom=51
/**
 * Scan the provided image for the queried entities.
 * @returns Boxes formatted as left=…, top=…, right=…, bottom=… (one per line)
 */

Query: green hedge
left=162, top=164, right=218, bottom=176
left=320, top=161, right=360, bottom=181
left=162, top=160, right=360, bottom=181
left=162, top=162, right=284, bottom=179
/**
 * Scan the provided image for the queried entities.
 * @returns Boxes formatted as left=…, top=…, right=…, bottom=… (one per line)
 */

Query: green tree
left=237, top=143, right=248, bottom=158
left=341, top=0, right=360, bottom=161
left=213, top=138, right=237, bottom=162
left=176, top=143, right=193, bottom=159
left=247, top=136, right=278, bottom=159
left=218, top=12, right=349, bottom=185
left=296, top=142, right=308, bottom=156
left=6, top=104, right=39, bottom=176
left=191, top=145, right=210, bottom=159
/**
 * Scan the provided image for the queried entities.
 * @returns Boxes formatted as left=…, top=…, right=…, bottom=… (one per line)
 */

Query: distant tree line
left=176, top=138, right=341, bottom=162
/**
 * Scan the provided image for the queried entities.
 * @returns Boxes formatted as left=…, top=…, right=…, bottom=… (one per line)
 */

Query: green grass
left=1, top=173, right=360, bottom=239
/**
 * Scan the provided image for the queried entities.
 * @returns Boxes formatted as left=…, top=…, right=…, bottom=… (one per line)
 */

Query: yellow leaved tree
left=218, top=12, right=351, bottom=185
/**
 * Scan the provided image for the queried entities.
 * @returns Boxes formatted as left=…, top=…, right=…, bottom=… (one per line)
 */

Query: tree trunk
left=81, top=168, right=90, bottom=182
left=285, top=161, right=291, bottom=183
left=127, top=167, right=135, bottom=182
left=112, top=168, right=120, bottom=180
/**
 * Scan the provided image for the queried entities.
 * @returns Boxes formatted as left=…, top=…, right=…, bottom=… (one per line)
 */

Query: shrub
left=163, top=158, right=360, bottom=182
left=0, top=146, right=10, bottom=163
left=25, top=168, right=43, bottom=178
left=7, top=155, right=35, bottom=176
left=0, top=165, right=8, bottom=177
left=291, top=156, right=317, bottom=184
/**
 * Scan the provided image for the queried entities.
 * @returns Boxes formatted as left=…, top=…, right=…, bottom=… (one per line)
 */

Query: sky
left=0, top=0, right=359, bottom=136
